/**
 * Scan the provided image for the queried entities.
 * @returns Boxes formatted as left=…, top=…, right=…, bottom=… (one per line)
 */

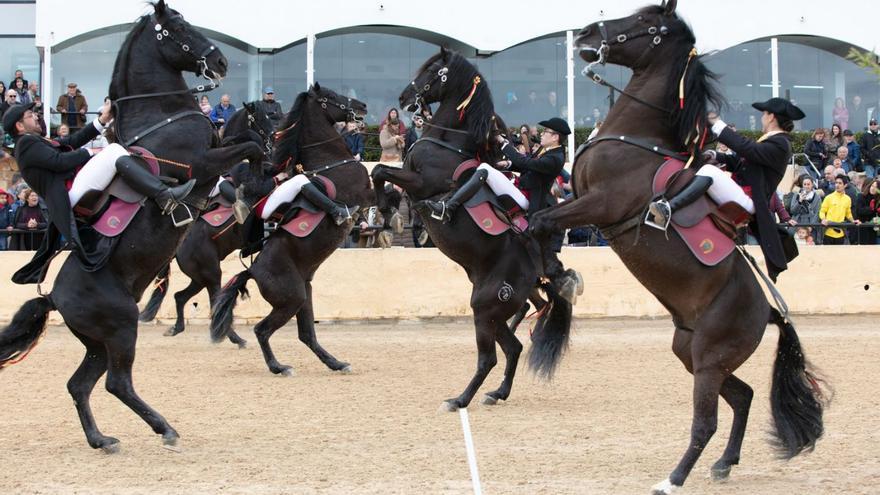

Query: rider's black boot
left=299, top=182, right=358, bottom=226
left=219, top=180, right=250, bottom=224
left=646, top=175, right=713, bottom=231
left=115, top=155, right=196, bottom=215
left=424, top=168, right=488, bottom=223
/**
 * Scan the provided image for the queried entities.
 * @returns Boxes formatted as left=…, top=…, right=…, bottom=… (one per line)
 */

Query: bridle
left=275, top=91, right=363, bottom=146
left=407, top=64, right=448, bottom=118
left=113, top=13, right=223, bottom=146
left=580, top=17, right=672, bottom=115
left=244, top=105, right=274, bottom=155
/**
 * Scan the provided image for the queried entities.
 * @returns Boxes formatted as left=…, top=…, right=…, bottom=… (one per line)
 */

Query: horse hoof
left=481, top=395, right=499, bottom=406
left=100, top=440, right=121, bottom=455
left=163, top=327, right=183, bottom=337
left=438, top=401, right=459, bottom=413
left=337, top=364, right=353, bottom=374
left=650, top=478, right=680, bottom=495
left=277, top=367, right=294, bottom=377
left=711, top=465, right=732, bottom=481
left=236, top=341, right=248, bottom=349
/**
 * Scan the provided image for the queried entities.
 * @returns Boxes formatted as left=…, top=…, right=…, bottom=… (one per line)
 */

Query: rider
left=260, top=173, right=358, bottom=226
left=2, top=100, right=195, bottom=283
left=647, top=97, right=805, bottom=280
left=424, top=117, right=569, bottom=222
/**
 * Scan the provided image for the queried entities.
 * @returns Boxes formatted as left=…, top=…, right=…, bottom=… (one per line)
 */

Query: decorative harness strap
left=122, top=110, right=208, bottom=147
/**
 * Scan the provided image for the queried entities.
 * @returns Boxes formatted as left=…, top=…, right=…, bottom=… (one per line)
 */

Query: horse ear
left=440, top=46, right=449, bottom=61
left=313, top=81, right=321, bottom=92
left=662, top=0, right=677, bottom=15
left=154, top=0, right=167, bottom=15
left=244, top=101, right=253, bottom=111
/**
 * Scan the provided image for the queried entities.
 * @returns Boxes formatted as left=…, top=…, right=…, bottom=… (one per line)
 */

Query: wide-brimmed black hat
left=538, top=117, right=571, bottom=136
left=751, top=98, right=805, bottom=121
left=2, top=102, right=35, bottom=136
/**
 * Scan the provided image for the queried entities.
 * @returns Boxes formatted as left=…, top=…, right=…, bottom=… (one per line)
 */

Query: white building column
left=770, top=37, right=779, bottom=98
left=41, top=38, right=53, bottom=138
left=566, top=30, right=576, bottom=158
left=248, top=49, right=261, bottom=102
left=306, top=33, right=316, bottom=90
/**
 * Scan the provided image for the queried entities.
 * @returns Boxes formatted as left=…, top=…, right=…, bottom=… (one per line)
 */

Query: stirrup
left=644, top=199, right=671, bottom=231
left=170, top=203, right=195, bottom=227
left=430, top=202, right=448, bottom=221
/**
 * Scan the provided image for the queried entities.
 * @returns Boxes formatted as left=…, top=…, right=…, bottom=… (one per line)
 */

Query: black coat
left=501, top=143, right=564, bottom=216
left=715, top=128, right=793, bottom=279
left=11, top=122, right=105, bottom=283
left=861, top=130, right=880, bottom=167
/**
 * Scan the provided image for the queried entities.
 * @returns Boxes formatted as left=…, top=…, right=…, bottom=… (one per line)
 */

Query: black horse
left=137, top=101, right=276, bottom=346
left=527, top=1, right=829, bottom=492
left=0, top=0, right=264, bottom=452
left=370, top=48, right=572, bottom=411
left=210, top=83, right=373, bottom=375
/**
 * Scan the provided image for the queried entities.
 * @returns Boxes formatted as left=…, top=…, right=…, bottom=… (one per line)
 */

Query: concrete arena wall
left=0, top=246, right=878, bottom=325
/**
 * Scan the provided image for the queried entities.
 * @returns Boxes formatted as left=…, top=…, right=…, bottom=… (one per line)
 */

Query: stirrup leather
left=644, top=199, right=672, bottom=231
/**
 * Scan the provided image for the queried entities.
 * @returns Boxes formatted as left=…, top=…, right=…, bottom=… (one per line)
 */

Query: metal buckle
left=616, top=34, right=627, bottom=43
left=430, top=202, right=447, bottom=221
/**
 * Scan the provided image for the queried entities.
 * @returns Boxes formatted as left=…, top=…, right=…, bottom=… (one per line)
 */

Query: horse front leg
left=197, top=142, right=265, bottom=179
left=528, top=191, right=615, bottom=301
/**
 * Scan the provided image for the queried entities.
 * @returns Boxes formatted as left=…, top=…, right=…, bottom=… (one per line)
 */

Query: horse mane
left=109, top=14, right=151, bottom=100
left=426, top=51, right=496, bottom=147
left=637, top=5, right=725, bottom=150
left=272, top=91, right=309, bottom=166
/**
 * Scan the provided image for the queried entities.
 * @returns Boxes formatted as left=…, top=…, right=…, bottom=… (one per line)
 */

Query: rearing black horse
left=371, top=49, right=572, bottom=411
left=210, top=83, right=373, bottom=375
left=137, top=101, right=276, bottom=346
left=526, top=1, right=829, bottom=492
left=0, top=0, right=264, bottom=452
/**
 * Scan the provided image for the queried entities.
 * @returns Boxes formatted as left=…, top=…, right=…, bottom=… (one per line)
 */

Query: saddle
left=653, top=159, right=749, bottom=266
left=72, top=147, right=167, bottom=237
left=253, top=175, right=337, bottom=238
left=452, top=160, right=528, bottom=236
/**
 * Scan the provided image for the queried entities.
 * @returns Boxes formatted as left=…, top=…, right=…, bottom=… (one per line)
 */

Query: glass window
left=260, top=43, right=307, bottom=113
left=0, top=36, right=39, bottom=93
left=480, top=36, right=568, bottom=128
left=703, top=40, right=773, bottom=132
left=315, top=33, right=438, bottom=125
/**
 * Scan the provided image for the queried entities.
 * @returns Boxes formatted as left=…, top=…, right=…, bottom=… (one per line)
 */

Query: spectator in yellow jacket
left=819, top=175, right=860, bottom=244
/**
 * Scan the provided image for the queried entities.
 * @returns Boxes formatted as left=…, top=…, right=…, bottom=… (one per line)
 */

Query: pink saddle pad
left=464, top=203, right=528, bottom=236
left=93, top=199, right=142, bottom=237
left=653, top=159, right=734, bottom=266
left=201, top=206, right=234, bottom=227
left=278, top=176, right=336, bottom=238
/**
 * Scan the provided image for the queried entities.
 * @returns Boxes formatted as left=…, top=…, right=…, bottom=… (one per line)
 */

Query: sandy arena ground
left=0, top=315, right=877, bottom=494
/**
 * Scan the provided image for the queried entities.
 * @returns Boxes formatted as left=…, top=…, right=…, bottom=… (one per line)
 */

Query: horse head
left=399, top=47, right=451, bottom=113
left=150, top=0, right=227, bottom=82
left=240, top=101, right=273, bottom=151
left=309, top=82, right=366, bottom=125
left=576, top=0, right=686, bottom=70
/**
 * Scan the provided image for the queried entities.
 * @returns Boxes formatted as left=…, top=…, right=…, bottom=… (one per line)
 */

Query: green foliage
left=847, top=48, right=880, bottom=81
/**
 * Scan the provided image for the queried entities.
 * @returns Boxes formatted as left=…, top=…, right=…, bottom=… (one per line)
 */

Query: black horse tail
left=527, top=281, right=573, bottom=379
left=0, top=296, right=56, bottom=370
left=768, top=307, right=831, bottom=459
left=210, top=270, right=252, bottom=343
left=138, top=264, right=171, bottom=322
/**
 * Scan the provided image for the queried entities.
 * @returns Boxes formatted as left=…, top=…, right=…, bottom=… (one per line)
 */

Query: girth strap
left=411, top=136, right=473, bottom=158
left=301, top=158, right=359, bottom=178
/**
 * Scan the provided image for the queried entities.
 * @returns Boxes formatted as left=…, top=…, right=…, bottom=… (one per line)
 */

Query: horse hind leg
left=254, top=304, right=301, bottom=375
left=167, top=280, right=203, bottom=337
left=710, top=374, right=754, bottom=480
left=441, top=308, right=499, bottom=412
left=67, top=329, right=117, bottom=452
left=481, top=319, right=523, bottom=405
left=103, top=331, right=179, bottom=448
left=295, top=282, right=350, bottom=372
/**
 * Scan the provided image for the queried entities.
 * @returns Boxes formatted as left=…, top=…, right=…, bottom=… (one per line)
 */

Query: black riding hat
left=752, top=98, right=805, bottom=121
left=2, top=102, right=35, bottom=136
left=538, top=117, right=571, bottom=136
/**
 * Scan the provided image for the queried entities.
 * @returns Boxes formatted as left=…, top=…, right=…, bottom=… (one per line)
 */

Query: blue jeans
left=864, top=164, right=876, bottom=180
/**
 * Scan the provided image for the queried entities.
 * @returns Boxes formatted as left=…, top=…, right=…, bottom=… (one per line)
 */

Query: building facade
left=3, top=0, right=879, bottom=141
